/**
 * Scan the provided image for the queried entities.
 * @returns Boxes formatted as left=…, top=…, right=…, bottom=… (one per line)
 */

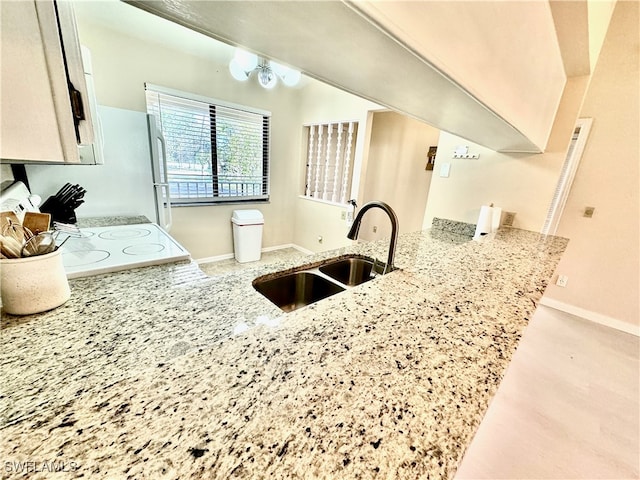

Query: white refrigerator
left=25, top=105, right=172, bottom=231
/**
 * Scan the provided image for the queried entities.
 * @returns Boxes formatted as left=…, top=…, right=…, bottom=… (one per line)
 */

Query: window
left=145, top=84, right=270, bottom=204
left=303, top=121, right=358, bottom=204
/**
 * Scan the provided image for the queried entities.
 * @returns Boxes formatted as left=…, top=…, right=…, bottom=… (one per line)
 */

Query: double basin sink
left=253, top=255, right=385, bottom=312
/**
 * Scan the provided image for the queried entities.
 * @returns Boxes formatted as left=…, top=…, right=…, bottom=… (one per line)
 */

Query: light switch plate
left=440, top=163, right=451, bottom=177
left=454, top=146, right=468, bottom=155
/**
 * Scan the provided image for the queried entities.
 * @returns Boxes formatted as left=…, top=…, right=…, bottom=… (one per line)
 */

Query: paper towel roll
left=473, top=205, right=494, bottom=239
left=491, top=207, right=502, bottom=232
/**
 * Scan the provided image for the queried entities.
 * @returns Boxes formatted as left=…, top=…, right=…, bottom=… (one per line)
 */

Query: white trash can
left=231, top=209, right=264, bottom=263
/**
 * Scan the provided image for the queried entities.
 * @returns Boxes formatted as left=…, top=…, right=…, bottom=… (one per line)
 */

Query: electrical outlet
left=341, top=211, right=346, bottom=220
left=556, top=275, right=568, bottom=287
left=372, top=226, right=378, bottom=233
left=502, top=211, right=516, bottom=227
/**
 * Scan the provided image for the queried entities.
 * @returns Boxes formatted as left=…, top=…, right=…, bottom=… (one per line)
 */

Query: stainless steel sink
left=318, top=256, right=375, bottom=286
left=253, top=254, right=391, bottom=312
left=253, top=271, right=345, bottom=313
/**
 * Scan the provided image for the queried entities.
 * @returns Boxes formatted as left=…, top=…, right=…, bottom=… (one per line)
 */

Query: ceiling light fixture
left=229, top=48, right=301, bottom=89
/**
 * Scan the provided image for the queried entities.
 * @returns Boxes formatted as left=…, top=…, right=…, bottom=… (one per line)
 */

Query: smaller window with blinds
left=145, top=84, right=270, bottom=204
left=303, top=121, right=358, bottom=204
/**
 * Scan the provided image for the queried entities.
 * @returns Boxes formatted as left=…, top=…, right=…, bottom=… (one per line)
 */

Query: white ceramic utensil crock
left=1, top=249, right=70, bottom=315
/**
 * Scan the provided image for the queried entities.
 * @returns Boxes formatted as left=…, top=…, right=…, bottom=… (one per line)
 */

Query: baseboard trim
left=539, top=297, right=640, bottom=337
left=195, top=253, right=234, bottom=264
left=195, top=243, right=313, bottom=264
left=261, top=243, right=314, bottom=255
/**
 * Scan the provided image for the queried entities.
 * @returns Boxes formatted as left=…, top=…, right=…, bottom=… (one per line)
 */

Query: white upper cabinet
left=1, top=1, right=94, bottom=164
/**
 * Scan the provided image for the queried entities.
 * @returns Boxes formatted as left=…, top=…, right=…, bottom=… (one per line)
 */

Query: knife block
left=39, top=196, right=77, bottom=224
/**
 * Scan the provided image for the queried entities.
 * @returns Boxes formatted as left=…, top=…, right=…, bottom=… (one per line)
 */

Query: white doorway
left=542, top=117, right=593, bottom=235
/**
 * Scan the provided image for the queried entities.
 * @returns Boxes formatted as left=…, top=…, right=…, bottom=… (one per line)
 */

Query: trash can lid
left=231, top=209, right=264, bottom=226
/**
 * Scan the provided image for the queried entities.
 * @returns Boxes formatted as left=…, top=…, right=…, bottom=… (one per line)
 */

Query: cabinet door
left=0, top=1, right=80, bottom=163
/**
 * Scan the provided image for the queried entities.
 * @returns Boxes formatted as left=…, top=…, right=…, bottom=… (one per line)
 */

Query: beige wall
left=423, top=1, right=638, bottom=327
left=74, top=12, right=385, bottom=259
left=0, top=165, right=13, bottom=182
left=423, top=75, right=589, bottom=232
left=293, top=198, right=351, bottom=253
left=587, top=0, right=618, bottom=70
left=359, top=111, right=438, bottom=241
left=544, top=1, right=639, bottom=327
left=292, top=108, right=440, bottom=252
left=293, top=81, right=381, bottom=253
left=355, top=2, right=566, bottom=151
left=73, top=21, right=303, bottom=260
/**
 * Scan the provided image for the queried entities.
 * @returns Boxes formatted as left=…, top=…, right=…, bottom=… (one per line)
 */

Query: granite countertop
left=0, top=226, right=567, bottom=479
left=75, top=215, right=151, bottom=228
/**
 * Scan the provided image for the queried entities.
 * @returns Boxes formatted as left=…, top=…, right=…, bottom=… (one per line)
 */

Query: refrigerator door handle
left=152, top=182, right=172, bottom=231
left=155, top=131, right=172, bottom=231
left=147, top=114, right=172, bottom=231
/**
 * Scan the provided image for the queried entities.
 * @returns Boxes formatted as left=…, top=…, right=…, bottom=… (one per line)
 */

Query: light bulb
left=229, top=58, right=250, bottom=81
left=270, top=61, right=301, bottom=87
left=281, top=69, right=301, bottom=87
left=233, top=48, right=258, bottom=72
left=270, top=61, right=288, bottom=78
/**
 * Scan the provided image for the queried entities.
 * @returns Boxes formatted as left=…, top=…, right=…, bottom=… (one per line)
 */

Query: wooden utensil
left=0, top=233, right=23, bottom=258
left=0, top=211, right=20, bottom=232
left=1, top=218, right=32, bottom=245
left=23, top=212, right=51, bottom=235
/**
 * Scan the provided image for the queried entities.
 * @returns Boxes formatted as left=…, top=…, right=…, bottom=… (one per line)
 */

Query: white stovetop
left=61, top=223, right=190, bottom=278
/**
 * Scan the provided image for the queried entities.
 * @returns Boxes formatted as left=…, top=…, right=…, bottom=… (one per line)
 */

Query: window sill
left=298, top=195, right=348, bottom=208
left=170, top=199, right=270, bottom=207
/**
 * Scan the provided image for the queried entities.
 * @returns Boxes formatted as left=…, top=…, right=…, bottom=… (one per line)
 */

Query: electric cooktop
left=61, top=223, right=190, bottom=278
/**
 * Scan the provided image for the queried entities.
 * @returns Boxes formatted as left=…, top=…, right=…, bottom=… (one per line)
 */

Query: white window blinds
left=542, top=118, right=593, bottom=235
left=304, top=121, right=357, bottom=204
left=145, top=85, right=270, bottom=204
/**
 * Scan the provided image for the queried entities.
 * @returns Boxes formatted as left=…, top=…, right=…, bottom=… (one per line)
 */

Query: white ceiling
left=73, top=0, right=236, bottom=64
left=73, top=0, right=314, bottom=76
left=73, top=0, right=596, bottom=152
left=123, top=0, right=549, bottom=151
left=74, top=0, right=594, bottom=80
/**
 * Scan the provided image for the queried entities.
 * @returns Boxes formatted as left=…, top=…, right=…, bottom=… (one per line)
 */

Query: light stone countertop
left=75, top=215, right=151, bottom=228
left=0, top=227, right=567, bottom=479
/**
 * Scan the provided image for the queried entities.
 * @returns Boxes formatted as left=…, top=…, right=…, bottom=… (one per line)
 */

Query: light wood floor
left=455, top=305, right=640, bottom=479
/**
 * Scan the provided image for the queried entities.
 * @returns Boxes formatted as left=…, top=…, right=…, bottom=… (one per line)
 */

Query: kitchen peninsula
left=0, top=225, right=567, bottom=479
